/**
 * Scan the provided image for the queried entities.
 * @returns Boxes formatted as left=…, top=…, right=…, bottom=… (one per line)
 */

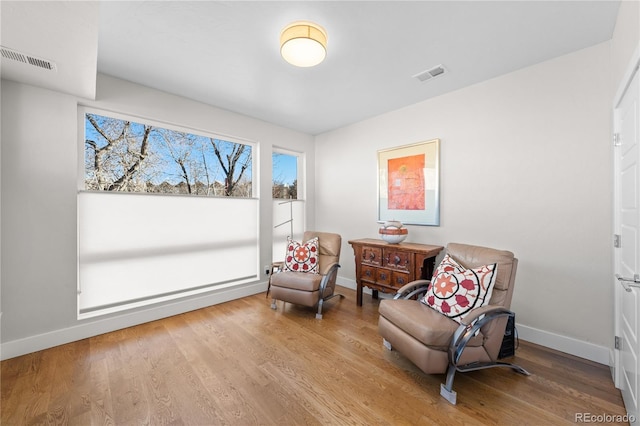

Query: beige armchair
left=270, top=231, right=343, bottom=319
left=378, top=242, right=529, bottom=404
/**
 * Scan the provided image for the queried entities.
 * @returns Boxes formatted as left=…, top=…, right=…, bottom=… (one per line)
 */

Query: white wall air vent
left=0, top=45, right=57, bottom=71
left=413, top=64, right=446, bottom=82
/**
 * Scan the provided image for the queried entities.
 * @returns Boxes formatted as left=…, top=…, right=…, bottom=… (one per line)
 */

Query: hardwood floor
left=2, top=286, right=628, bottom=425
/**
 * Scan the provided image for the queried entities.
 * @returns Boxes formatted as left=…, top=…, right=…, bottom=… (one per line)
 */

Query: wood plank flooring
left=1, top=286, right=628, bottom=425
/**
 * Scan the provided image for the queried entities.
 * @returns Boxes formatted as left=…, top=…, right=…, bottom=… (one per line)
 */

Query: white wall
left=0, top=74, right=314, bottom=359
left=316, top=42, right=613, bottom=362
left=611, top=0, right=639, bottom=95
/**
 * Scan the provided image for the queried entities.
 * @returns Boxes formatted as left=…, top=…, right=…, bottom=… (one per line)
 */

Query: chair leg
left=440, top=364, right=458, bottom=405
left=316, top=293, right=345, bottom=319
left=271, top=299, right=277, bottom=310
left=382, top=338, right=392, bottom=351
left=440, top=361, right=530, bottom=405
left=315, top=299, right=324, bottom=319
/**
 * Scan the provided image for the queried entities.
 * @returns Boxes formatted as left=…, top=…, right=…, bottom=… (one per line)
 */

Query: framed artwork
left=377, top=139, right=440, bottom=226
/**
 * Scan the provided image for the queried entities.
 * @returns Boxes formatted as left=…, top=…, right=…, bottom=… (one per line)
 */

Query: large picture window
left=78, top=109, right=259, bottom=317
left=85, top=112, right=253, bottom=197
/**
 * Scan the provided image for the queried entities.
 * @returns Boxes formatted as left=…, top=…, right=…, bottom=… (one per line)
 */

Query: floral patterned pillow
left=431, top=254, right=466, bottom=279
left=284, top=237, right=319, bottom=273
left=421, top=255, right=497, bottom=324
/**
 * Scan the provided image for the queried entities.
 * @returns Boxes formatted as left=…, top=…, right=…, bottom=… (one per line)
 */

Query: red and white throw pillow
left=421, top=254, right=497, bottom=324
left=284, top=237, right=319, bottom=273
left=431, top=253, right=466, bottom=279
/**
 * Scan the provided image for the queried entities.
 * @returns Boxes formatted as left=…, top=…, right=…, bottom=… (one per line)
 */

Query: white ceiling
left=1, top=1, right=621, bottom=135
left=1, top=1, right=99, bottom=99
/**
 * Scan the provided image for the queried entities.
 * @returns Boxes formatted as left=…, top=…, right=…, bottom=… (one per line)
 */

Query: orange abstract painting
left=387, top=154, right=425, bottom=210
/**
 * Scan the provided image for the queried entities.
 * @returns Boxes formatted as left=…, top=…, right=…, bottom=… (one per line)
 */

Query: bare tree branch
left=108, top=125, right=152, bottom=191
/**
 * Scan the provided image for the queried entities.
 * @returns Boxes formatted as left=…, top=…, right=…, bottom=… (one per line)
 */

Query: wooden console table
left=348, top=239, right=444, bottom=306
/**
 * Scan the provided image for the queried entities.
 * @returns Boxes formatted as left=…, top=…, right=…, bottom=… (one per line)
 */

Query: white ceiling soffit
left=0, top=1, right=99, bottom=100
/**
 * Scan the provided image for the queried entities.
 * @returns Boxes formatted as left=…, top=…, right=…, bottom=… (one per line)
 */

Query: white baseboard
left=515, top=324, right=610, bottom=365
left=337, top=277, right=362, bottom=292
left=0, top=281, right=266, bottom=361
left=337, top=277, right=611, bottom=365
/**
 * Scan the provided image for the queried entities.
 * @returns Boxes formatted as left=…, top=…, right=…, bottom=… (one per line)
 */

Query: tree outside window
left=272, top=151, right=298, bottom=199
left=85, top=113, right=253, bottom=197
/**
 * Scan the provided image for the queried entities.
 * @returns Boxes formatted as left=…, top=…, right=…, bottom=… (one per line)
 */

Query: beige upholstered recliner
left=270, top=231, right=343, bottom=319
left=378, top=242, right=529, bottom=404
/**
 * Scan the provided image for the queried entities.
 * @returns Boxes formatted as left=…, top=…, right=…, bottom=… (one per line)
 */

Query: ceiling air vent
left=0, top=45, right=57, bottom=71
left=413, top=64, right=446, bottom=82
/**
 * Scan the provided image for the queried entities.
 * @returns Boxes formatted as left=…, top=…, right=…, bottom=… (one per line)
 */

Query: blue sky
left=272, top=152, right=297, bottom=186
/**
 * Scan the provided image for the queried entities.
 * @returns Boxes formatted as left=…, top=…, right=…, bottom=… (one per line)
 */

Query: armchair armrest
left=449, top=306, right=514, bottom=367
left=320, top=261, right=340, bottom=276
left=458, top=304, right=504, bottom=327
left=319, top=263, right=341, bottom=296
left=441, top=306, right=530, bottom=404
left=393, top=280, right=431, bottom=300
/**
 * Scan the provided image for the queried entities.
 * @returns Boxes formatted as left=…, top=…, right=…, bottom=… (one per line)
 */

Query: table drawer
left=391, top=271, right=410, bottom=288
left=375, top=268, right=392, bottom=286
left=360, top=265, right=377, bottom=283
left=362, top=246, right=383, bottom=266
left=367, top=282, right=395, bottom=294
left=383, top=248, right=411, bottom=271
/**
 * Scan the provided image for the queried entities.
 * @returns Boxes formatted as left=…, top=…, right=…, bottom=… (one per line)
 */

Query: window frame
left=271, top=147, right=306, bottom=262
left=272, top=146, right=304, bottom=201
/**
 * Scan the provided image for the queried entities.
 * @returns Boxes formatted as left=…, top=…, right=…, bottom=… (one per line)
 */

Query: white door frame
left=614, top=43, right=640, bottom=388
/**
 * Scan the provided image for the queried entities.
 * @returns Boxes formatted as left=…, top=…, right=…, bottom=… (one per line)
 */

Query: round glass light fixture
left=280, top=21, right=327, bottom=67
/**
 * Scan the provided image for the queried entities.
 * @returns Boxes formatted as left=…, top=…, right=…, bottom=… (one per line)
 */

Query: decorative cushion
left=431, top=253, right=465, bottom=279
left=421, top=255, right=497, bottom=324
left=284, top=237, right=319, bottom=273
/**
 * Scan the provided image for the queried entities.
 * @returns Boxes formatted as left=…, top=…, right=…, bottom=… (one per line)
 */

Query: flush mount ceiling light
left=280, top=21, right=327, bottom=67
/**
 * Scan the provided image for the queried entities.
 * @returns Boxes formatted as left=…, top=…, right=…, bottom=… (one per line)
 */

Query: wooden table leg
left=357, top=281, right=363, bottom=306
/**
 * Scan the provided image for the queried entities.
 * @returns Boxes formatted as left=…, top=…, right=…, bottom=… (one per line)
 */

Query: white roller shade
left=78, top=192, right=259, bottom=316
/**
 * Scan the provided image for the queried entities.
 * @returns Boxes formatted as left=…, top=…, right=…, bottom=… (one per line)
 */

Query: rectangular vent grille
left=413, top=64, right=446, bottom=82
left=1, top=46, right=56, bottom=71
